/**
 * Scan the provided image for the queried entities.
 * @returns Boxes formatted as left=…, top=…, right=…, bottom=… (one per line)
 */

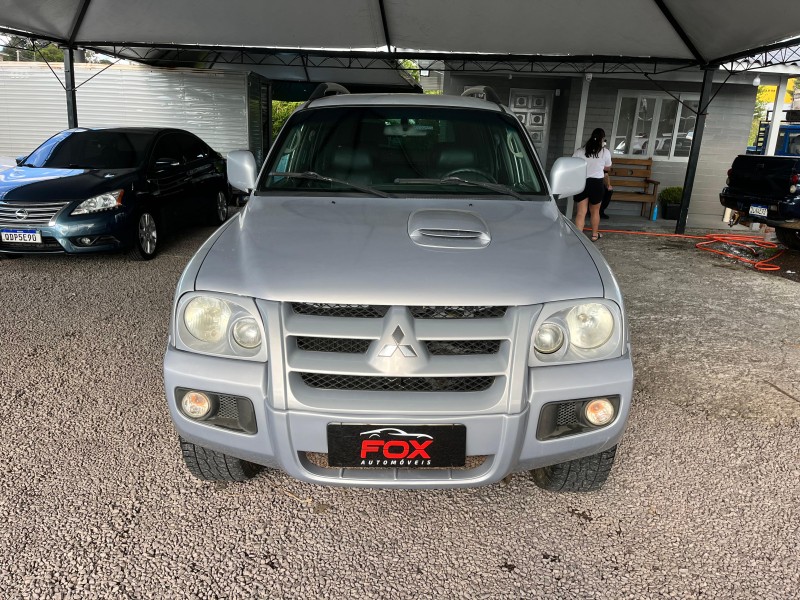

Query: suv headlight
left=529, top=299, right=623, bottom=365
left=71, top=190, right=124, bottom=215
left=175, top=292, right=267, bottom=361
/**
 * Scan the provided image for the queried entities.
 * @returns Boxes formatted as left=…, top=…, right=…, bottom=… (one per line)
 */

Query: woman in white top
left=572, top=128, right=612, bottom=242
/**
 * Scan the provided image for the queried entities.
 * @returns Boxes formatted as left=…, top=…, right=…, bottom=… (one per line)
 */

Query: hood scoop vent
left=408, top=209, right=491, bottom=249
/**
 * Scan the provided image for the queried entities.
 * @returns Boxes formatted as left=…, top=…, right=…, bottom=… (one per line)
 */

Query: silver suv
left=164, top=85, right=633, bottom=491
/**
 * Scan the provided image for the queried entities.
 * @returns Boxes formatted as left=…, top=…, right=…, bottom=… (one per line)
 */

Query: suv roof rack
left=308, top=82, right=351, bottom=103
left=461, top=86, right=504, bottom=106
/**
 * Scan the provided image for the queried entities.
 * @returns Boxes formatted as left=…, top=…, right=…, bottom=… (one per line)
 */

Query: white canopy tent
left=1, top=0, right=799, bottom=66
left=1, top=0, right=800, bottom=232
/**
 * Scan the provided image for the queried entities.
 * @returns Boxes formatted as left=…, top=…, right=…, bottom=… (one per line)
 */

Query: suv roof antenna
left=461, top=86, right=504, bottom=106
left=308, top=82, right=351, bottom=104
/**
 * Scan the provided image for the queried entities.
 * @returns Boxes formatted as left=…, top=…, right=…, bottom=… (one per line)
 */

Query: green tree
left=271, top=101, right=302, bottom=140
left=749, top=97, right=768, bottom=146
left=0, top=35, right=63, bottom=62
left=0, top=35, right=108, bottom=63
left=398, top=59, right=420, bottom=82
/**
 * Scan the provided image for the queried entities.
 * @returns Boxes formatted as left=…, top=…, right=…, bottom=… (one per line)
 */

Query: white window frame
left=609, top=91, right=699, bottom=162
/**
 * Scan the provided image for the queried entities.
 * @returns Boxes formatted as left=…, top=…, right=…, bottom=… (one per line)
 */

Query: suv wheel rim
left=138, top=213, right=157, bottom=254
left=216, top=192, right=228, bottom=221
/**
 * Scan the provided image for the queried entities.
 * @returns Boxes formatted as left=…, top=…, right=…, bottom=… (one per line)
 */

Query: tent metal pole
left=675, top=67, right=714, bottom=234
left=64, top=46, right=78, bottom=129
left=765, top=76, right=788, bottom=156
left=567, top=76, right=592, bottom=219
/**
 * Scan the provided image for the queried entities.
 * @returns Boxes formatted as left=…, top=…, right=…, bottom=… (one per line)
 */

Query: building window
left=610, top=92, right=699, bottom=160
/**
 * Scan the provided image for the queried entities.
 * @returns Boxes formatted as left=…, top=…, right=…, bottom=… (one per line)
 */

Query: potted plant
left=659, top=186, right=683, bottom=220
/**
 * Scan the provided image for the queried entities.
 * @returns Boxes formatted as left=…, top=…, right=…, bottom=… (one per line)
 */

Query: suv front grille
left=410, top=306, right=507, bottom=319
left=291, top=304, right=508, bottom=320
left=300, top=373, right=495, bottom=392
left=296, top=337, right=372, bottom=354
left=425, top=340, right=501, bottom=355
left=284, top=303, right=513, bottom=409
left=0, top=200, right=71, bottom=226
left=292, top=303, right=389, bottom=318
left=294, top=337, right=502, bottom=356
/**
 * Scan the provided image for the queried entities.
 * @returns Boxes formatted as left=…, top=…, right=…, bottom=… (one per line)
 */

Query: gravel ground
left=1, top=222, right=799, bottom=599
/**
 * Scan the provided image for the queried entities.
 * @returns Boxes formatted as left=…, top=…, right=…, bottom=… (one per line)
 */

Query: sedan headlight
left=175, top=293, right=266, bottom=360
left=530, top=299, right=623, bottom=365
left=71, top=190, right=124, bottom=215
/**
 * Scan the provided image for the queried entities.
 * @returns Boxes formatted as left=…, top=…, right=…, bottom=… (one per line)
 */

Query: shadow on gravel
left=769, top=249, right=800, bottom=283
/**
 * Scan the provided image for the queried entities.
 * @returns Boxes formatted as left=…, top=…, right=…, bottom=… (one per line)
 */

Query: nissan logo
left=15, top=209, right=29, bottom=220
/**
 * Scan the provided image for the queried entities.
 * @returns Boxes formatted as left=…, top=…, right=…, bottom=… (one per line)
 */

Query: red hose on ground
left=587, top=229, right=786, bottom=272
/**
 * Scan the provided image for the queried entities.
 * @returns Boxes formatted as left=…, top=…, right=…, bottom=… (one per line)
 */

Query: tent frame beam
left=652, top=0, right=706, bottom=64
left=377, top=0, right=393, bottom=52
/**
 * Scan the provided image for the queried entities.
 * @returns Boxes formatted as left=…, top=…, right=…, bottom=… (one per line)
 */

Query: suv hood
left=195, top=196, right=603, bottom=306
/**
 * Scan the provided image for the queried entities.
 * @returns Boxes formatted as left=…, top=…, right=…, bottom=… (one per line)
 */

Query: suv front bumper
left=164, top=346, right=634, bottom=489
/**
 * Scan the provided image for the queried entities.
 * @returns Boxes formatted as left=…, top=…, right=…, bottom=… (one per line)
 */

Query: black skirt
left=574, top=177, right=605, bottom=205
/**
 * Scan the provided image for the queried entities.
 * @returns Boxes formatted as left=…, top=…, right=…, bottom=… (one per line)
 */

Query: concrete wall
left=444, top=72, right=757, bottom=226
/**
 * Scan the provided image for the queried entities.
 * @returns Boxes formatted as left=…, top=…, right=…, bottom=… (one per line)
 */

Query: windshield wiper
left=394, top=177, right=529, bottom=201
left=268, top=171, right=390, bottom=198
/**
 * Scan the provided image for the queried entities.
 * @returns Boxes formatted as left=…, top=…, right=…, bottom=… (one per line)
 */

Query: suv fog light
left=182, top=391, right=211, bottom=419
left=585, top=398, right=615, bottom=426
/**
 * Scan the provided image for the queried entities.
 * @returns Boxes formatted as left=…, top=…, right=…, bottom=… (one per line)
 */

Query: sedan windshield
left=261, top=106, right=544, bottom=197
left=23, top=130, right=152, bottom=169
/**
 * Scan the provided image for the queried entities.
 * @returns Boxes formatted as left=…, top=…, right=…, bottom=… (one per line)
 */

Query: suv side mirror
left=227, top=150, right=258, bottom=193
left=549, top=157, right=587, bottom=198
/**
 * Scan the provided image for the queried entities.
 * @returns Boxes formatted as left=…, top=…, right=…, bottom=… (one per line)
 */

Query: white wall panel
left=0, top=64, right=69, bottom=157
left=0, top=63, right=249, bottom=157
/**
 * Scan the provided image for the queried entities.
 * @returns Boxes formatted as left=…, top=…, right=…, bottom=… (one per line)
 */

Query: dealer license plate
left=326, top=424, right=466, bottom=468
left=748, top=204, right=768, bottom=217
left=1, top=229, right=41, bottom=243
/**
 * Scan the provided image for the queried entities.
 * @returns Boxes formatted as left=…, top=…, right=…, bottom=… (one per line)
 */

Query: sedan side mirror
left=549, top=157, right=587, bottom=198
left=227, top=150, right=258, bottom=193
left=154, top=157, right=181, bottom=171
left=15, top=155, right=27, bottom=166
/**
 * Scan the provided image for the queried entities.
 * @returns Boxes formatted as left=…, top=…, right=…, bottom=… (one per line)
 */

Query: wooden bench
left=608, top=157, right=660, bottom=219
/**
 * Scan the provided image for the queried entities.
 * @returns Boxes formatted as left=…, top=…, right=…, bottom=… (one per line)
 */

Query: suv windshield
left=24, top=130, right=152, bottom=169
left=261, top=106, right=544, bottom=197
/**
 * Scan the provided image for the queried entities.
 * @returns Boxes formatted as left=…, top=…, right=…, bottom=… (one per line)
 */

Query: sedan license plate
left=1, top=229, right=41, bottom=243
left=326, top=424, right=466, bottom=468
left=748, top=204, right=769, bottom=217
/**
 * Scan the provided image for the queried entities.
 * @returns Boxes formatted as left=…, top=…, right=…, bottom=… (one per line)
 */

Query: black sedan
left=0, top=127, right=229, bottom=260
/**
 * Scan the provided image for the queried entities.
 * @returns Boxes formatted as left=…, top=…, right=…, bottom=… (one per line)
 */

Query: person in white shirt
left=572, top=128, right=612, bottom=242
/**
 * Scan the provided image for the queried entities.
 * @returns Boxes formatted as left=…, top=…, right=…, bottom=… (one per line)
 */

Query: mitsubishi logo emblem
left=379, top=326, right=418, bottom=358
left=15, top=209, right=29, bottom=220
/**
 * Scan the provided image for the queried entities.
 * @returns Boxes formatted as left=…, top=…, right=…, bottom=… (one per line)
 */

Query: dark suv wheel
left=180, top=437, right=262, bottom=482
left=776, top=227, right=800, bottom=251
left=532, top=445, right=618, bottom=492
